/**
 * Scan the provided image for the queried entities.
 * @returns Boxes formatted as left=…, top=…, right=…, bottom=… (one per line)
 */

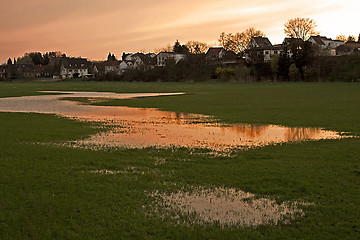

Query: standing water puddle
left=151, top=186, right=311, bottom=227
left=0, top=91, right=349, bottom=151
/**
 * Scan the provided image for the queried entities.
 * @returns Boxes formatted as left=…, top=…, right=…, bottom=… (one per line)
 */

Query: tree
left=289, top=63, right=301, bottom=81
left=277, top=46, right=291, bottom=80
left=17, top=55, right=34, bottom=65
left=358, top=33, right=360, bottom=42
left=270, top=54, right=279, bottom=79
left=347, top=35, right=356, bottom=42
left=185, top=41, right=209, bottom=54
left=218, top=27, right=265, bottom=54
left=107, top=52, right=116, bottom=61
left=336, top=35, right=347, bottom=42
left=154, top=44, right=172, bottom=54
left=173, top=40, right=189, bottom=54
left=28, top=52, right=44, bottom=65
left=218, top=32, right=234, bottom=51
left=284, top=17, right=319, bottom=41
left=7, top=58, right=12, bottom=65
left=241, top=27, right=265, bottom=49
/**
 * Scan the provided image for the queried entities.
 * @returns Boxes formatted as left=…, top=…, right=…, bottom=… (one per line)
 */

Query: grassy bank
left=0, top=81, right=359, bottom=239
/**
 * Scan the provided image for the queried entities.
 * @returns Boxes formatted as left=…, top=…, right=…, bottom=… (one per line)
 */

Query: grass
left=0, top=81, right=359, bottom=239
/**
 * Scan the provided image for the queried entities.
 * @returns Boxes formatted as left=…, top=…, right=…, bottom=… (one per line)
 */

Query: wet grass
left=0, top=81, right=359, bottom=239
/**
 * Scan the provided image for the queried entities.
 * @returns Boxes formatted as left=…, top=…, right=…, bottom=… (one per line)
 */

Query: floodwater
left=0, top=91, right=348, bottom=151
left=151, top=186, right=308, bottom=227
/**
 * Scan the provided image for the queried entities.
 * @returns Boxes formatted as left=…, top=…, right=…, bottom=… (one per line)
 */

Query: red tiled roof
left=206, top=47, right=224, bottom=56
left=252, top=37, right=272, bottom=48
left=346, top=42, right=360, bottom=48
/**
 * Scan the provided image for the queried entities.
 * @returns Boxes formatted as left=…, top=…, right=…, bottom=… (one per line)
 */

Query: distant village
left=1, top=34, right=360, bottom=80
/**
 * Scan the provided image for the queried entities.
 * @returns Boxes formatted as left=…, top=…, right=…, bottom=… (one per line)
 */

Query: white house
left=309, top=35, right=344, bottom=56
left=60, top=58, right=90, bottom=78
left=156, top=52, right=186, bottom=66
left=245, top=37, right=281, bottom=63
left=119, top=61, right=131, bottom=73
left=104, top=60, right=120, bottom=74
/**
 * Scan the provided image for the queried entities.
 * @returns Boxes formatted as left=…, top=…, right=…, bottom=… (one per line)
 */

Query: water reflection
left=151, top=186, right=307, bottom=227
left=0, top=91, right=349, bottom=151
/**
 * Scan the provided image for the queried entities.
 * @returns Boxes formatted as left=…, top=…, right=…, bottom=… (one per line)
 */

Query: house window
left=265, top=51, right=269, bottom=55
left=274, top=51, right=278, bottom=54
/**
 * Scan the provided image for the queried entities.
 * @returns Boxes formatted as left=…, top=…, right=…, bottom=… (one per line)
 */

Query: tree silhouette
left=173, top=40, right=189, bottom=54
left=284, top=18, right=319, bottom=41
left=277, top=46, right=291, bottom=80
left=218, top=28, right=265, bottom=54
left=347, top=35, right=356, bottom=42
left=336, top=35, right=347, bottom=42
left=185, top=41, right=209, bottom=54
left=7, top=58, right=12, bottom=65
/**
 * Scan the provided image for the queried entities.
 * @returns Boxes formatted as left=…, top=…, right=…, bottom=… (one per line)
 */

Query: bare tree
left=240, top=27, right=265, bottom=50
left=218, top=32, right=234, bottom=51
left=154, top=44, right=172, bottom=54
left=218, top=28, right=265, bottom=54
left=336, top=35, right=347, bottom=42
left=284, top=17, right=319, bottom=41
left=185, top=41, right=209, bottom=54
left=347, top=35, right=356, bottom=42
left=337, top=34, right=358, bottom=43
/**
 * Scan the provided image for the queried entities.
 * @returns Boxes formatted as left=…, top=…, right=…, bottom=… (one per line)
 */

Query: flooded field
left=0, top=91, right=349, bottom=151
left=151, top=186, right=309, bottom=227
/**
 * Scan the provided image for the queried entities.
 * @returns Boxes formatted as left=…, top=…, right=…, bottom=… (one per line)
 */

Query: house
left=245, top=37, right=281, bottom=63
left=156, top=52, right=186, bottom=66
left=0, top=65, right=6, bottom=79
left=60, top=57, right=91, bottom=78
left=345, top=41, right=360, bottom=51
left=308, top=35, right=344, bottom=56
left=280, top=38, right=305, bottom=57
left=92, top=62, right=105, bottom=76
left=206, top=47, right=227, bottom=59
left=125, top=53, right=156, bottom=70
left=205, top=47, right=239, bottom=65
left=4, top=64, right=40, bottom=79
left=336, top=42, right=360, bottom=55
left=104, top=60, right=120, bottom=74
left=309, top=35, right=344, bottom=49
left=282, top=38, right=304, bottom=48
left=119, top=61, right=131, bottom=74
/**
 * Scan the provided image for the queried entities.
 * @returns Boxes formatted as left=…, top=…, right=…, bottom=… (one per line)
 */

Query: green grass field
left=0, top=81, right=359, bottom=239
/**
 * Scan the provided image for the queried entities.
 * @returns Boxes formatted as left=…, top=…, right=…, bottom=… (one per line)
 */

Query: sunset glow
left=0, top=0, right=359, bottom=63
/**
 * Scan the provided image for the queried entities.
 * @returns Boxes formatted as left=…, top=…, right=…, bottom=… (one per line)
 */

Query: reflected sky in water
left=0, top=91, right=349, bottom=151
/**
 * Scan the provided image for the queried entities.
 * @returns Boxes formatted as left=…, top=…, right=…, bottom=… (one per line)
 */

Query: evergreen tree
left=173, top=40, right=189, bottom=54
left=278, top=46, right=291, bottom=81
left=107, top=52, right=116, bottom=61
left=7, top=58, right=12, bottom=65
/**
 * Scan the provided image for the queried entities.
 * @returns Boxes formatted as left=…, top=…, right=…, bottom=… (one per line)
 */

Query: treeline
left=95, top=47, right=360, bottom=83
left=94, top=55, right=218, bottom=82
left=7, top=52, right=66, bottom=65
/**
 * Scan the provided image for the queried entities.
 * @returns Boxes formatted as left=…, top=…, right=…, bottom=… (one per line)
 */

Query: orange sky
left=0, top=0, right=359, bottom=63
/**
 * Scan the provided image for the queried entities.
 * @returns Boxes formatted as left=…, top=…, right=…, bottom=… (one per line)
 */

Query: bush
left=289, top=64, right=301, bottom=81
